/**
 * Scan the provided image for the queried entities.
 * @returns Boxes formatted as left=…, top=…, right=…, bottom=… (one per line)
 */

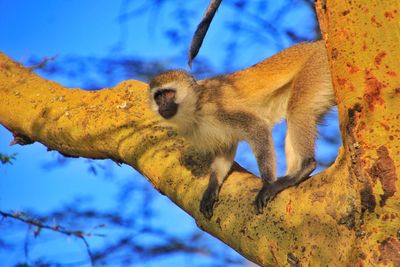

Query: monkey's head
left=149, top=70, right=199, bottom=124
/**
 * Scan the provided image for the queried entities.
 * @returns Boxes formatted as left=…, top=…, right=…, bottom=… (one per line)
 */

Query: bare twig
left=0, top=210, right=97, bottom=266
left=188, top=0, right=222, bottom=67
left=29, top=55, right=57, bottom=70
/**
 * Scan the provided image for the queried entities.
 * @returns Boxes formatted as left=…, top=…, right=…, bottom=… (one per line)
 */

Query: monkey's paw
left=200, top=189, right=218, bottom=219
left=255, top=183, right=279, bottom=214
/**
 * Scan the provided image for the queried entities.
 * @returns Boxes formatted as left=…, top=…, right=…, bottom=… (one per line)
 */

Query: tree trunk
left=0, top=0, right=398, bottom=265
left=316, top=0, right=400, bottom=265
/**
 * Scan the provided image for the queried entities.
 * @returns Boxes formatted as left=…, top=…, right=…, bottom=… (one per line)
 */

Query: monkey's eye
left=154, top=89, right=176, bottom=105
left=154, top=91, right=163, bottom=104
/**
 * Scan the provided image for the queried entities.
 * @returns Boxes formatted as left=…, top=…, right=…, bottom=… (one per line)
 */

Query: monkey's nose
left=159, top=102, right=178, bottom=119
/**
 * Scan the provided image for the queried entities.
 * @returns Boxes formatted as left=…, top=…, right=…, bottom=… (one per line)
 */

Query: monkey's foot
left=255, top=182, right=281, bottom=214
left=200, top=188, right=218, bottom=219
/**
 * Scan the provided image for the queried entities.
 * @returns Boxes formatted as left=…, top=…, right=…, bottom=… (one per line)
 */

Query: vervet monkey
left=149, top=41, right=335, bottom=219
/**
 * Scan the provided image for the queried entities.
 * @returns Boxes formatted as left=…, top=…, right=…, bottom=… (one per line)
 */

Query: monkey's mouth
left=159, top=102, right=178, bottom=119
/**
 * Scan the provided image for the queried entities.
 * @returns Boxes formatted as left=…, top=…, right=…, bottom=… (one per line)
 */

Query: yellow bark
left=0, top=51, right=356, bottom=265
left=317, top=0, right=400, bottom=265
left=0, top=0, right=399, bottom=265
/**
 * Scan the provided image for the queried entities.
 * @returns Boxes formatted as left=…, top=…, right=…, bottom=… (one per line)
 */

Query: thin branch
left=28, top=55, right=57, bottom=70
left=0, top=210, right=98, bottom=266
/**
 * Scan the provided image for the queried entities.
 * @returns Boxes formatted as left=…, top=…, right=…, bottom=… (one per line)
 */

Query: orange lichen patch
left=358, top=121, right=367, bottom=131
left=337, top=28, right=352, bottom=41
left=363, top=70, right=385, bottom=111
left=0, top=62, right=12, bottom=71
left=381, top=213, right=398, bottom=221
left=374, top=52, right=387, bottom=66
left=362, top=41, right=368, bottom=51
left=379, top=122, right=390, bottom=131
left=384, top=9, right=397, bottom=20
left=386, top=71, right=397, bottom=77
left=341, top=10, right=350, bottom=16
left=371, top=15, right=383, bottom=27
left=346, top=63, right=360, bottom=74
left=285, top=200, right=293, bottom=216
left=336, top=76, right=356, bottom=92
left=379, top=237, right=400, bottom=265
left=337, top=76, right=347, bottom=86
left=368, top=146, right=397, bottom=206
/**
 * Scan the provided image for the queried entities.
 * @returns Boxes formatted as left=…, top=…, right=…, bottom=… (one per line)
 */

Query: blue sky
left=0, top=1, right=340, bottom=266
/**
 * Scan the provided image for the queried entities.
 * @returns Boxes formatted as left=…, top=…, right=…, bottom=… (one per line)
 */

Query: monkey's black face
left=154, top=89, right=178, bottom=119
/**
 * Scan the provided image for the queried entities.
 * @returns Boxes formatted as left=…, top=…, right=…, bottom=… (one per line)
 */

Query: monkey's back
left=201, top=41, right=331, bottom=124
left=223, top=41, right=325, bottom=96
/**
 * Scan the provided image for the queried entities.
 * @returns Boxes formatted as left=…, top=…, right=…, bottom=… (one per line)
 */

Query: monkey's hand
left=255, top=182, right=281, bottom=214
left=200, top=187, right=219, bottom=219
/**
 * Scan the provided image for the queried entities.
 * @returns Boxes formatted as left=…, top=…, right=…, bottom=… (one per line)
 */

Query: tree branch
left=0, top=51, right=360, bottom=266
left=0, top=210, right=96, bottom=265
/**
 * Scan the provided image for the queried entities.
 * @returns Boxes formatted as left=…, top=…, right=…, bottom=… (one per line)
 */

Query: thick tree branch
left=0, top=51, right=359, bottom=266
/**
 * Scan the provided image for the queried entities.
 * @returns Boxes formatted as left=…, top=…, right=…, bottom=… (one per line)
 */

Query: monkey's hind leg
left=256, top=63, right=331, bottom=212
left=200, top=145, right=237, bottom=219
left=256, top=112, right=318, bottom=213
left=268, top=52, right=333, bottom=198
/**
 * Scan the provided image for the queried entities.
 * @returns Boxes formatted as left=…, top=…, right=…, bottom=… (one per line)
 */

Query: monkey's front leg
left=200, top=171, right=221, bottom=219
left=200, top=147, right=236, bottom=219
